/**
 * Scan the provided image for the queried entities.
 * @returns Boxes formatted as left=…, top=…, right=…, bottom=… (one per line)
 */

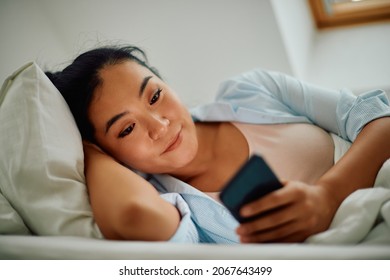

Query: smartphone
left=219, top=154, right=283, bottom=223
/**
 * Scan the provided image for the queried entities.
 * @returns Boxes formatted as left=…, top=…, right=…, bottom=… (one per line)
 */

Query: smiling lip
left=163, top=129, right=182, bottom=154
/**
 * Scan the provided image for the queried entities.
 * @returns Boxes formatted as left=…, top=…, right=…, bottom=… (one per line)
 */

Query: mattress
left=1, top=235, right=389, bottom=260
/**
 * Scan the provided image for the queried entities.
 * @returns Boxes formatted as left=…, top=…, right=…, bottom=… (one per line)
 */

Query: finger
left=240, top=222, right=301, bottom=243
left=239, top=190, right=286, bottom=218
left=272, top=231, right=309, bottom=243
left=237, top=202, right=304, bottom=235
left=240, top=183, right=304, bottom=218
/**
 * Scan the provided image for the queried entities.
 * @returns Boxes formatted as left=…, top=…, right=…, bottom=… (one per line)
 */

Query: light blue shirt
left=148, top=68, right=390, bottom=243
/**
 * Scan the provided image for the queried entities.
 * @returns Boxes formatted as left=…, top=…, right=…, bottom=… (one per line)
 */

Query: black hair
left=45, top=45, right=161, bottom=142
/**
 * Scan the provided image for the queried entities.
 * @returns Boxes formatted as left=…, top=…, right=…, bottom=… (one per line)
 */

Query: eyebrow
left=139, top=75, right=153, bottom=97
left=104, top=76, right=153, bottom=135
left=105, top=111, right=129, bottom=134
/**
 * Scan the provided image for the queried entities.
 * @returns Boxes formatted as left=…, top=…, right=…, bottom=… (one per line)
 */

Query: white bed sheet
left=0, top=235, right=389, bottom=260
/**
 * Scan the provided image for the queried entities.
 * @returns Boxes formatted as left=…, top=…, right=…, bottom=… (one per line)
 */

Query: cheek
left=183, top=128, right=198, bottom=157
left=113, top=141, right=153, bottom=166
left=164, top=96, right=189, bottom=118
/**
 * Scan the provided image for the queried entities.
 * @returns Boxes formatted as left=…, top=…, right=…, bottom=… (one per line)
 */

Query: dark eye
left=150, top=88, right=162, bottom=105
left=119, top=123, right=135, bottom=138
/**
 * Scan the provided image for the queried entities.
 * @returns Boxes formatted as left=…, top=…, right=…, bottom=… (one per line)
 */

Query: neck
left=168, top=122, right=218, bottom=183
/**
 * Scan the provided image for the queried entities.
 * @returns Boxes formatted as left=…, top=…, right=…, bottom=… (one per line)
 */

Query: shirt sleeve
left=216, top=68, right=390, bottom=142
left=160, top=193, right=201, bottom=243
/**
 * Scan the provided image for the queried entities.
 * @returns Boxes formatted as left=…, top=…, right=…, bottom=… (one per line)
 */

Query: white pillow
left=0, top=192, right=30, bottom=234
left=0, top=62, right=102, bottom=238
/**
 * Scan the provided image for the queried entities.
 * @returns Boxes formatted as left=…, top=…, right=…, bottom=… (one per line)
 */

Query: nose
left=147, top=114, right=170, bottom=140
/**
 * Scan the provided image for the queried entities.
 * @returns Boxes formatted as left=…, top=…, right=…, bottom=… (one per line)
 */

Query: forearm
left=84, top=143, right=180, bottom=241
left=115, top=192, right=181, bottom=241
left=317, top=117, right=390, bottom=206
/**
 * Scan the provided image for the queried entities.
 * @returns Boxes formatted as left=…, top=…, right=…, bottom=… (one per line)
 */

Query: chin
left=164, top=144, right=197, bottom=171
left=169, top=150, right=196, bottom=169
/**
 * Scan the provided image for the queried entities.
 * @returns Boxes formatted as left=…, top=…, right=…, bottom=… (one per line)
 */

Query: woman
left=46, top=45, right=390, bottom=243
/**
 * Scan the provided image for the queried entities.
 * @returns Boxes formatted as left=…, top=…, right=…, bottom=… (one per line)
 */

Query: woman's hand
left=236, top=181, right=340, bottom=243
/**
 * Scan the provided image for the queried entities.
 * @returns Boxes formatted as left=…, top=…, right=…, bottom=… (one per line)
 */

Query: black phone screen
left=219, top=154, right=283, bottom=223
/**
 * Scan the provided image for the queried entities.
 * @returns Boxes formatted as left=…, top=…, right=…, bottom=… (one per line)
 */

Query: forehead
left=99, top=60, right=151, bottom=90
left=88, top=61, right=154, bottom=122
left=92, top=60, right=153, bottom=101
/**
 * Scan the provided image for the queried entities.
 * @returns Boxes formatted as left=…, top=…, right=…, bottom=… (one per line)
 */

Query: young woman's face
left=89, top=60, right=198, bottom=173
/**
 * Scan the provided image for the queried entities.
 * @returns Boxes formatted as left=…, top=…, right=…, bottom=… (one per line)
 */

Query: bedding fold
left=306, top=134, right=390, bottom=244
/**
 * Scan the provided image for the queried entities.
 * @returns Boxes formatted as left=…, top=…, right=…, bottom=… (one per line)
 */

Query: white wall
left=1, top=0, right=389, bottom=105
left=271, top=0, right=390, bottom=95
left=271, top=0, right=316, bottom=79
left=308, top=23, right=390, bottom=94
left=0, top=0, right=291, bottom=107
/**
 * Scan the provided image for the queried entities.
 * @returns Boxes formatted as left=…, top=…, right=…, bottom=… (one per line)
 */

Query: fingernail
left=236, top=226, right=245, bottom=235
left=240, top=236, right=249, bottom=243
left=240, top=207, right=250, bottom=217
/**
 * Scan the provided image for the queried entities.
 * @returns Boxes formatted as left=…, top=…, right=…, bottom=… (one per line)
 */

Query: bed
left=1, top=62, right=389, bottom=260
